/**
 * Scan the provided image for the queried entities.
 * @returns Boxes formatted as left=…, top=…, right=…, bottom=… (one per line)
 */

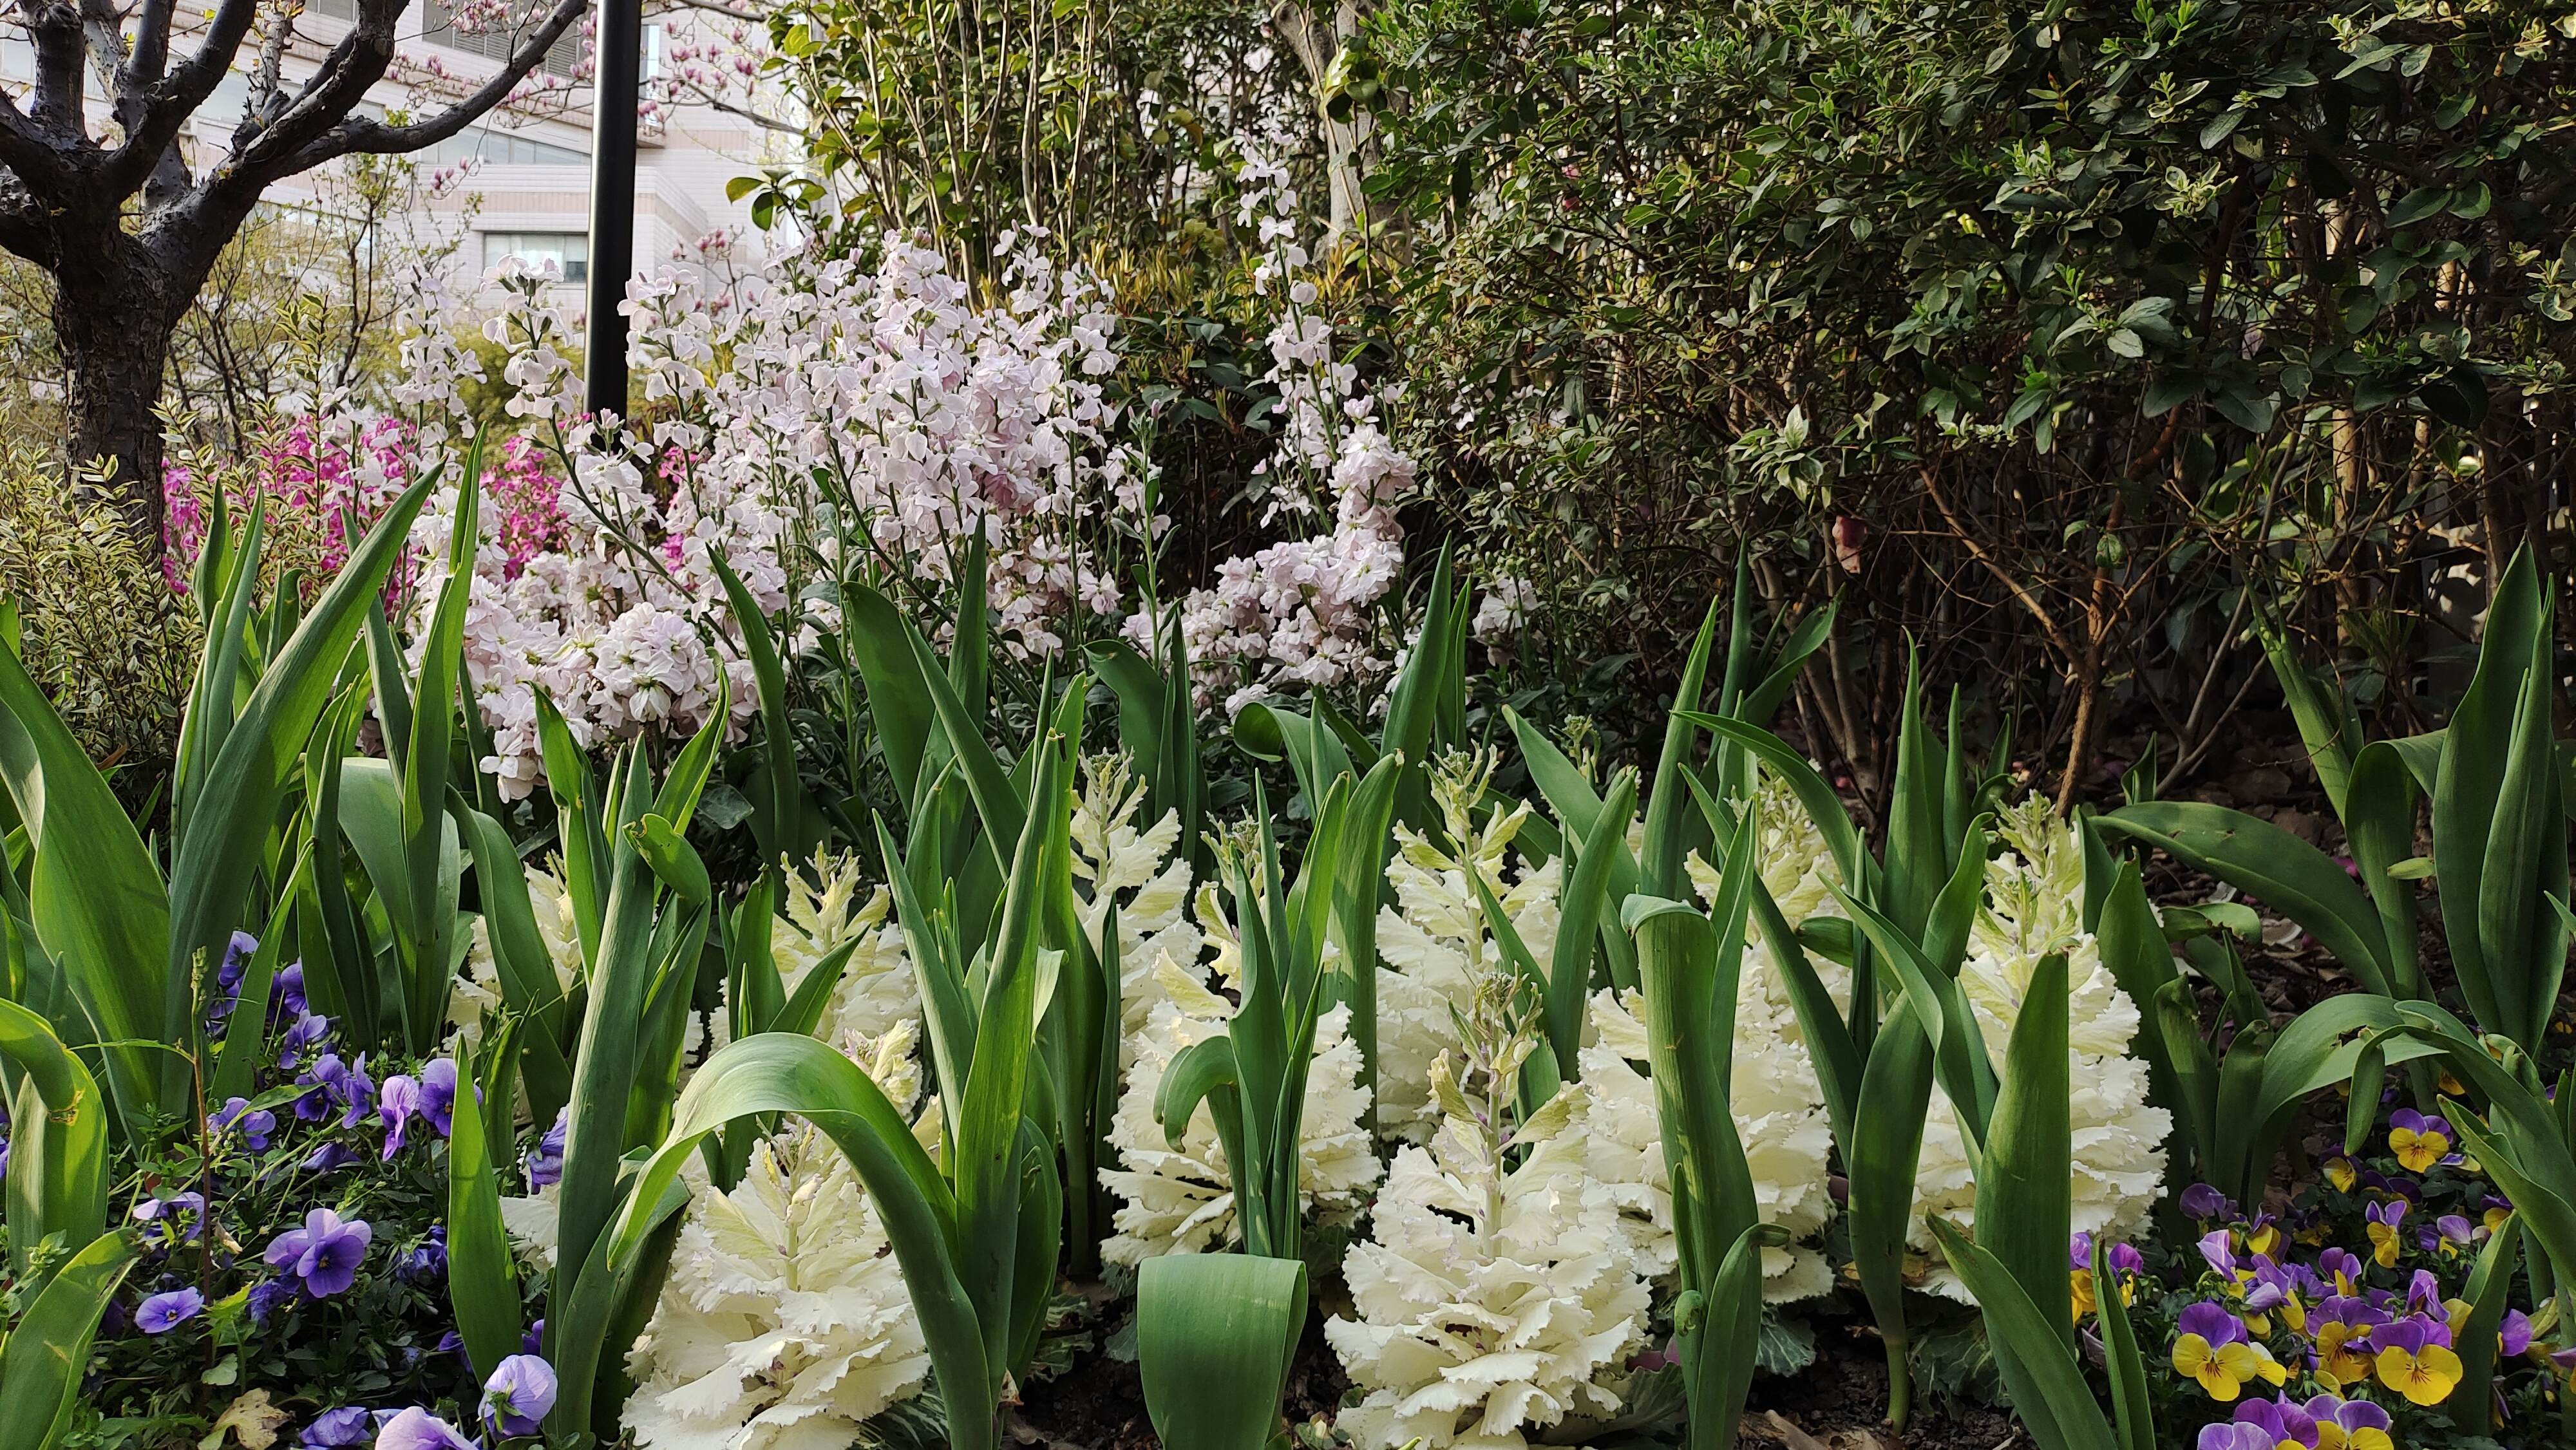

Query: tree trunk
left=52, top=234, right=189, bottom=546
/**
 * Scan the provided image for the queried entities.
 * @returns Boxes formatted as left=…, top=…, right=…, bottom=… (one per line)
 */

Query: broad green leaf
left=0, top=998, right=108, bottom=1290
left=1640, top=602, right=1722, bottom=898
left=0, top=1231, right=136, bottom=1449
left=628, top=814, right=710, bottom=904
left=2451, top=1216, right=2518, bottom=1433
left=2090, top=1243, right=2154, bottom=1450
left=2096, top=802, right=2392, bottom=995
left=710, top=553, right=806, bottom=879
left=449, top=1019, right=523, bottom=1377
left=1976, top=952, right=2072, bottom=1349
left=1930, top=1220, right=2118, bottom=1450
left=1545, top=769, right=1636, bottom=1078
left=1327, top=753, right=1405, bottom=1131
left=1138, top=1254, right=1308, bottom=1450
left=842, top=584, right=938, bottom=813
left=2434, top=545, right=2546, bottom=1042
left=0, top=637, right=169, bottom=1134
left=1848, top=997, right=1934, bottom=1427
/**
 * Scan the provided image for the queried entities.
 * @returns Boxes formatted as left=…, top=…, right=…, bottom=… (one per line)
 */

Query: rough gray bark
left=0, top=0, right=591, bottom=545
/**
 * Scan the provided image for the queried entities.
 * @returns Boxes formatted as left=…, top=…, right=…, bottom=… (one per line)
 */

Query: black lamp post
left=583, top=0, right=641, bottom=421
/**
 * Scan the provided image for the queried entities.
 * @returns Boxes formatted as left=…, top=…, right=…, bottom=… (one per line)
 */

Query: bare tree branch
left=281, top=0, right=589, bottom=170
left=30, top=1, right=90, bottom=136
left=0, top=173, right=62, bottom=265
left=654, top=0, right=765, bottom=24
left=127, top=0, right=175, bottom=88
left=114, top=0, right=269, bottom=193
left=0, top=89, right=82, bottom=193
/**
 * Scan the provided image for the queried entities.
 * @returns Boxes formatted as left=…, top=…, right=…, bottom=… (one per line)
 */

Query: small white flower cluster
left=396, top=230, right=1151, bottom=798
left=1132, top=137, right=1413, bottom=717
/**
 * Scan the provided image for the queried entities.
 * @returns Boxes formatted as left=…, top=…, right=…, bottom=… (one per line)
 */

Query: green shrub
left=0, top=448, right=198, bottom=776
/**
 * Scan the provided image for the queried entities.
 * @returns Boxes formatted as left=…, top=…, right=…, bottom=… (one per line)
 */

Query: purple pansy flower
left=303, top=1142, right=363, bottom=1174
left=2370, top=1315, right=2451, bottom=1354
left=522, top=1319, right=546, bottom=1357
left=211, top=1096, right=278, bottom=1151
left=2317, top=1247, right=2363, bottom=1288
left=298, top=1405, right=374, bottom=1447
left=419, top=1058, right=460, bottom=1137
left=2199, top=1229, right=2238, bottom=1276
left=2181, top=1183, right=2235, bottom=1220
left=279, top=1012, right=331, bottom=1071
left=131, top=1192, right=207, bottom=1245
left=135, top=1288, right=205, bottom=1333
left=2177, top=1299, right=2248, bottom=1347
left=273, top=962, right=307, bottom=1019
left=397, top=1227, right=448, bottom=1285
left=207, top=930, right=259, bottom=1021
left=264, top=1208, right=372, bottom=1297
left=524, top=1109, right=567, bottom=1189
left=2197, top=1425, right=2271, bottom=1450
left=374, top=1408, right=478, bottom=1450
left=2235, top=1396, right=2318, bottom=1447
left=247, top=1275, right=299, bottom=1324
left=480, top=1353, right=558, bottom=1436
left=2501, top=1308, right=2533, bottom=1357
left=379, top=1075, right=422, bottom=1158
left=2303, top=1394, right=2392, bottom=1435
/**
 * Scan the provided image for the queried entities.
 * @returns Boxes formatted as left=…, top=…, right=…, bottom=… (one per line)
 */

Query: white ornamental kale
left=1372, top=751, right=1560, bottom=1142
left=1327, top=975, right=1649, bottom=1450
left=1068, top=753, right=1202, bottom=1048
left=773, top=849, right=916, bottom=1051
left=1554, top=987, right=1835, bottom=1304
left=623, top=1123, right=930, bottom=1450
left=1099, top=960, right=1379, bottom=1264
left=1910, top=796, right=2168, bottom=1293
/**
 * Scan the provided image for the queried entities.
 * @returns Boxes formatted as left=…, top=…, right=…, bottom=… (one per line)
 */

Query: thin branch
left=277, top=0, right=589, bottom=170
left=1916, top=460, right=2074, bottom=661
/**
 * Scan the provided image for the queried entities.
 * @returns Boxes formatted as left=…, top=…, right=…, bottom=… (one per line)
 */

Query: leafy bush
left=0, top=449, right=198, bottom=776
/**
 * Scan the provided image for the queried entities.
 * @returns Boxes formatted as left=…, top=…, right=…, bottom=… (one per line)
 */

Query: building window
left=431, top=127, right=588, bottom=167
left=482, top=231, right=588, bottom=282
left=421, top=0, right=582, bottom=79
